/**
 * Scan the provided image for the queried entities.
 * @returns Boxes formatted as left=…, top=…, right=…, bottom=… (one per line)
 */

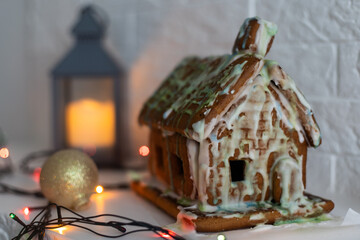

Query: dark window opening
left=171, top=154, right=184, bottom=179
left=229, top=159, right=246, bottom=182
left=156, top=146, right=164, bottom=169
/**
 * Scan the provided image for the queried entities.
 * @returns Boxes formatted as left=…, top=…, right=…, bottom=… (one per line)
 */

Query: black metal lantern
left=52, top=5, right=125, bottom=168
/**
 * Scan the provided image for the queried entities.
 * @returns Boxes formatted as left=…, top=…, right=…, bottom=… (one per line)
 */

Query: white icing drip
left=188, top=69, right=307, bottom=211
left=186, top=139, right=199, bottom=199
left=191, top=119, right=210, bottom=205
left=222, top=213, right=244, bottom=219
left=235, top=17, right=277, bottom=57
left=266, top=60, right=321, bottom=147
left=191, top=119, right=205, bottom=140
left=254, top=18, right=278, bottom=57
left=270, top=82, right=304, bottom=139
left=189, top=59, right=261, bottom=142
left=272, top=157, right=304, bottom=205
left=249, top=212, right=265, bottom=221
left=163, top=108, right=173, bottom=119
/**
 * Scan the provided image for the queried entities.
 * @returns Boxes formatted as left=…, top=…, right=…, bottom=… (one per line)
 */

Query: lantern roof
left=72, top=6, right=105, bottom=39
left=52, top=5, right=122, bottom=77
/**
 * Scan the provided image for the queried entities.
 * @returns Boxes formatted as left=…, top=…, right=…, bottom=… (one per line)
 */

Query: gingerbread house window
left=229, top=159, right=246, bottom=182
left=155, top=146, right=164, bottom=169
left=170, top=153, right=184, bottom=180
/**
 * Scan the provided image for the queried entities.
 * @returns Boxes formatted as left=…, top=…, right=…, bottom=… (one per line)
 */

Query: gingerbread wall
left=148, top=128, right=196, bottom=198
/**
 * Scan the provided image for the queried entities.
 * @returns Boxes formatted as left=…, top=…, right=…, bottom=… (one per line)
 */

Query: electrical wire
left=20, top=149, right=56, bottom=174
left=0, top=183, right=44, bottom=198
left=10, top=203, right=184, bottom=240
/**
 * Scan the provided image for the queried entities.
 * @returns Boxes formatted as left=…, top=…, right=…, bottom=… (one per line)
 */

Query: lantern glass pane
left=63, top=77, right=115, bottom=154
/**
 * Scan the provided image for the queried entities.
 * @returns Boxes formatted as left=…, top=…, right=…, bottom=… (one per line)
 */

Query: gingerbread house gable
left=192, top=61, right=318, bottom=208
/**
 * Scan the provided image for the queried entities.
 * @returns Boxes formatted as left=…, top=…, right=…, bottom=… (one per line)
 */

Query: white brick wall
left=0, top=0, right=359, bottom=203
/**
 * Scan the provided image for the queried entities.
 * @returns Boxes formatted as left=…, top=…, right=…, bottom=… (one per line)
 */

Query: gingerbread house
left=135, top=17, right=334, bottom=232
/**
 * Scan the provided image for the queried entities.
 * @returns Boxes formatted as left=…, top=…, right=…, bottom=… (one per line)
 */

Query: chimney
left=232, top=17, right=278, bottom=57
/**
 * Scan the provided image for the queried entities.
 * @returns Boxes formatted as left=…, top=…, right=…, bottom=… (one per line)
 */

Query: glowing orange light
left=96, top=185, right=104, bottom=194
left=139, top=145, right=150, bottom=156
left=54, top=227, right=66, bottom=235
left=66, top=99, right=115, bottom=148
left=32, top=167, right=41, bottom=183
left=23, top=207, right=30, bottom=216
left=0, top=148, right=9, bottom=158
left=157, top=230, right=176, bottom=239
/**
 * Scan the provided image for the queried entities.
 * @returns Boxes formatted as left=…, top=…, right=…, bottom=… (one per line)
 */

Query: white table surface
left=1, top=143, right=360, bottom=240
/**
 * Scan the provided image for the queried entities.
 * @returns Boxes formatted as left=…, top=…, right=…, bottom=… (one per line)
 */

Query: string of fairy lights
left=0, top=146, right=188, bottom=240
left=1, top=180, right=185, bottom=239
left=8, top=203, right=185, bottom=240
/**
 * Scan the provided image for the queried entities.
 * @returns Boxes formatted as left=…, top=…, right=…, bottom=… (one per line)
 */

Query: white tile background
left=0, top=0, right=359, bottom=202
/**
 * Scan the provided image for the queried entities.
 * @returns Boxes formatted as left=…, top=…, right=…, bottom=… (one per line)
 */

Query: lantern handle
left=81, top=5, right=110, bottom=31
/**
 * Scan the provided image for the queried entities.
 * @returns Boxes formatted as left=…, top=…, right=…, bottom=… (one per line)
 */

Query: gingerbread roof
left=139, top=17, right=321, bottom=148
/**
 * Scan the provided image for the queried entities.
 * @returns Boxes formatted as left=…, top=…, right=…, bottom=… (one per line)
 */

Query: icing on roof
left=265, top=60, right=321, bottom=147
left=233, top=17, right=277, bottom=56
left=139, top=53, right=263, bottom=140
left=139, top=16, right=321, bottom=148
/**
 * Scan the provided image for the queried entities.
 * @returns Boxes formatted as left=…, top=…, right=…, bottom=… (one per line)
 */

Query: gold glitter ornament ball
left=40, top=149, right=98, bottom=210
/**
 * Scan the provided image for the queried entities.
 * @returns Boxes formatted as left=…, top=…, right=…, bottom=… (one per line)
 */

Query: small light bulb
left=23, top=207, right=30, bottom=216
left=9, top=213, right=15, bottom=219
left=157, top=229, right=176, bottom=239
left=139, top=145, right=150, bottom=156
left=217, top=234, right=226, bottom=240
left=55, top=227, right=66, bottom=235
left=158, top=232, right=171, bottom=239
left=96, top=185, right=104, bottom=194
left=32, top=167, right=41, bottom=183
left=0, top=147, right=9, bottom=159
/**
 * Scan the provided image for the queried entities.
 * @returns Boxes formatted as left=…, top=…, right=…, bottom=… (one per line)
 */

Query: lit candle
left=66, top=99, right=115, bottom=148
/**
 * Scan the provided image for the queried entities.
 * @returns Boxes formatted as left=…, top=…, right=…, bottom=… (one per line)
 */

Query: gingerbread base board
left=131, top=181, right=334, bottom=232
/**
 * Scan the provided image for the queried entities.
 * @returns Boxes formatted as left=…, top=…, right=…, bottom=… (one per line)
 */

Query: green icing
left=128, top=171, right=142, bottom=181
left=258, top=18, right=277, bottom=56
left=274, top=214, right=331, bottom=226
left=141, top=53, right=252, bottom=137
left=264, top=20, right=278, bottom=36
left=177, top=197, right=194, bottom=207
left=234, top=17, right=278, bottom=56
